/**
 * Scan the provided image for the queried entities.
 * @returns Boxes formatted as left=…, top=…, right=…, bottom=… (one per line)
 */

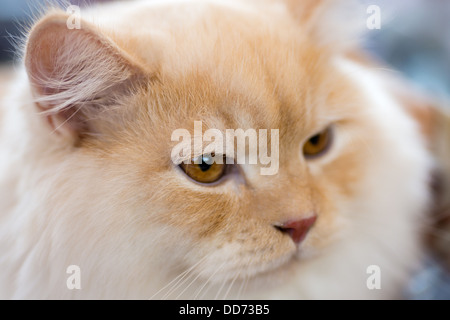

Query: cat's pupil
left=309, top=134, right=321, bottom=146
left=199, top=157, right=212, bottom=172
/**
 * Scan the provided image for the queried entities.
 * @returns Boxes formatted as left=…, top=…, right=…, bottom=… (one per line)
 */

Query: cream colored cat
left=0, top=0, right=448, bottom=299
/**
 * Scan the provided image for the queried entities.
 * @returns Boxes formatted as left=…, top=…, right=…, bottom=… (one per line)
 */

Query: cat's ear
left=25, top=12, right=148, bottom=141
left=284, top=0, right=365, bottom=50
left=284, top=0, right=329, bottom=24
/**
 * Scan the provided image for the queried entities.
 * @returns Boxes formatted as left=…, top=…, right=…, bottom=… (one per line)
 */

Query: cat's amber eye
left=303, top=127, right=332, bottom=158
left=180, top=154, right=226, bottom=184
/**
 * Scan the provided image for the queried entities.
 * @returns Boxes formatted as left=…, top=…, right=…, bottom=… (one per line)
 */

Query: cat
left=0, top=0, right=448, bottom=299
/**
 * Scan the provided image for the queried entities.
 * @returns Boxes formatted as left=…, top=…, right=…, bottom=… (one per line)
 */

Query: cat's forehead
left=152, top=28, right=317, bottom=125
left=157, top=50, right=331, bottom=134
left=103, top=1, right=339, bottom=131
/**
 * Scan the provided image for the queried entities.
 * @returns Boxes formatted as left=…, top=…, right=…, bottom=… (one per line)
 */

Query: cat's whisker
left=148, top=267, right=191, bottom=300
left=149, top=254, right=209, bottom=300
left=197, top=280, right=215, bottom=300
left=230, top=256, right=253, bottom=300
left=195, top=260, right=227, bottom=300
left=238, top=274, right=249, bottom=300
left=165, top=269, right=199, bottom=300
left=160, top=273, right=197, bottom=300
left=161, top=255, right=210, bottom=300
left=222, top=270, right=240, bottom=300
left=174, top=268, right=205, bottom=300
left=214, top=276, right=229, bottom=300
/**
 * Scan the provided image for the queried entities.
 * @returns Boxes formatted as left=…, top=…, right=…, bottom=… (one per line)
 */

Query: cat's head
left=23, top=0, right=433, bottom=298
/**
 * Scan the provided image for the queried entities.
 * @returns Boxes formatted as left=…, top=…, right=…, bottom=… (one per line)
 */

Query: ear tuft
left=284, top=0, right=327, bottom=24
left=284, top=0, right=367, bottom=51
left=25, top=12, right=148, bottom=140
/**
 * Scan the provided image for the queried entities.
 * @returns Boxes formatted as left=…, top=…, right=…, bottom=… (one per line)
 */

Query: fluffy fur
left=0, top=0, right=442, bottom=299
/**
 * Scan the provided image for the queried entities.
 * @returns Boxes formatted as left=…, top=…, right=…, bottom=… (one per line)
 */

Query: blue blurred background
left=0, top=0, right=449, bottom=299
left=361, top=0, right=450, bottom=102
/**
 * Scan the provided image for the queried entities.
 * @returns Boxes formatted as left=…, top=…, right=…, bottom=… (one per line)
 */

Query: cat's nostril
left=275, top=216, right=317, bottom=244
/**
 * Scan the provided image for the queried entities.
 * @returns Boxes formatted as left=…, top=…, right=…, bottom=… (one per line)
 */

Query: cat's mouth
left=201, top=252, right=305, bottom=298
left=202, top=244, right=311, bottom=287
left=182, top=219, right=320, bottom=296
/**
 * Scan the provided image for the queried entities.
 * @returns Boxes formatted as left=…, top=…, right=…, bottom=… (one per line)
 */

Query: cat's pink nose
left=276, top=216, right=317, bottom=244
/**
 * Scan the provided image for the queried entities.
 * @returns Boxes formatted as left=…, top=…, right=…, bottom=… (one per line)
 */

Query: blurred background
left=0, top=0, right=449, bottom=299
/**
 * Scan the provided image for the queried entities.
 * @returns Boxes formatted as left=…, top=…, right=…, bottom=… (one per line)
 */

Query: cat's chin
left=206, top=246, right=320, bottom=294
left=200, top=253, right=311, bottom=299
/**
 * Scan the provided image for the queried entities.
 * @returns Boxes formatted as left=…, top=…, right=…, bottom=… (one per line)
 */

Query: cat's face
left=23, top=0, right=431, bottom=298
left=83, top=2, right=369, bottom=281
left=129, top=70, right=367, bottom=283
